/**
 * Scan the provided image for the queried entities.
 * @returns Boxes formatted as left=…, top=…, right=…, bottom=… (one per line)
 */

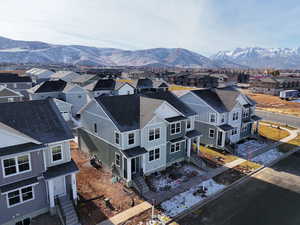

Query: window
left=209, top=129, right=215, bottom=138
left=78, top=95, right=82, bottom=98
left=13, top=83, right=17, bottom=88
left=51, top=145, right=63, bottom=162
left=170, top=122, right=181, bottom=135
left=243, top=110, right=249, bottom=118
left=115, top=132, right=120, bottom=145
left=231, top=128, right=238, bottom=135
left=149, top=148, right=160, bottom=161
left=7, top=97, right=14, bottom=102
left=186, top=119, right=191, bottom=129
left=115, top=153, right=121, bottom=167
left=15, top=218, right=31, bottom=225
left=3, top=155, right=30, bottom=177
left=232, top=112, right=239, bottom=121
left=221, top=114, right=225, bottom=123
left=94, top=123, right=98, bottom=133
left=149, top=128, right=160, bottom=141
left=171, top=142, right=181, bottom=153
left=128, top=133, right=135, bottom=145
left=7, top=186, right=34, bottom=207
left=209, top=113, right=217, bottom=123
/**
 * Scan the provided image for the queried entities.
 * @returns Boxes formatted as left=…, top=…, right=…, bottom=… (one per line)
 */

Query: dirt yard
left=246, top=92, right=300, bottom=116
left=70, top=141, right=144, bottom=225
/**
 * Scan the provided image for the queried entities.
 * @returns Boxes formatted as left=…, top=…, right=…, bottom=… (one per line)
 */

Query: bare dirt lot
left=70, top=141, right=144, bottom=225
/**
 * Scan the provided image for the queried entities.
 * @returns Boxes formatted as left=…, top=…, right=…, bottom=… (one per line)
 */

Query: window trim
left=6, top=185, right=35, bottom=208
left=94, top=123, right=98, bottom=133
left=115, top=152, right=121, bottom=167
left=148, top=127, right=161, bottom=141
left=170, top=122, right=181, bottom=135
left=50, top=144, right=64, bottom=163
left=209, top=113, right=217, bottom=123
left=2, top=154, right=32, bottom=178
left=186, top=119, right=192, bottom=130
left=115, top=131, right=120, bottom=145
left=148, top=148, right=160, bottom=162
left=170, top=142, right=181, bottom=153
left=128, top=132, right=135, bottom=145
left=209, top=128, right=215, bottom=139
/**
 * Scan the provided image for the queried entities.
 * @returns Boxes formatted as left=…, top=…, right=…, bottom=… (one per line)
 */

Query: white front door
left=53, top=176, right=66, bottom=197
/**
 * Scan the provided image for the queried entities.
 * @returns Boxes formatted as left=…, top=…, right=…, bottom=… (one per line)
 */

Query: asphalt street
left=177, top=153, right=300, bottom=225
left=256, top=110, right=300, bottom=128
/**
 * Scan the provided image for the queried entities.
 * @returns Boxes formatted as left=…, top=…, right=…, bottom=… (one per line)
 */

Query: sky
left=0, top=0, right=299, bottom=56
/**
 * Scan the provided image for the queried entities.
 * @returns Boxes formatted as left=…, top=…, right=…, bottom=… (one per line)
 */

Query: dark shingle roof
left=192, top=87, right=242, bottom=113
left=0, top=143, right=45, bottom=157
left=165, top=116, right=187, bottom=122
left=218, top=124, right=234, bottom=131
left=136, top=78, right=153, bottom=89
left=122, top=147, right=148, bottom=158
left=0, top=99, right=74, bottom=143
left=0, top=177, right=38, bottom=193
left=185, top=130, right=202, bottom=138
left=43, top=160, right=79, bottom=179
left=35, top=79, right=67, bottom=93
left=143, top=91, right=196, bottom=117
left=93, top=79, right=116, bottom=91
left=0, top=73, right=32, bottom=83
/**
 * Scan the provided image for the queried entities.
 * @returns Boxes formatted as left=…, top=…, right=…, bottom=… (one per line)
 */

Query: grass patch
left=169, top=85, right=198, bottom=91
left=239, top=160, right=262, bottom=170
left=261, top=121, right=298, bottom=130
left=199, top=145, right=238, bottom=164
left=259, top=125, right=290, bottom=141
left=278, top=134, right=300, bottom=152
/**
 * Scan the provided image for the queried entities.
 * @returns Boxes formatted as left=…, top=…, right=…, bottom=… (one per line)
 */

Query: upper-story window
left=115, top=153, right=121, bottom=167
left=149, top=128, right=160, bottom=141
left=232, top=112, right=239, bottom=121
left=51, top=145, right=63, bottom=162
left=186, top=119, right=191, bottom=130
left=3, top=154, right=31, bottom=177
left=209, top=113, right=217, bottom=123
left=171, top=142, right=181, bottom=153
left=149, top=148, right=160, bottom=161
left=115, top=132, right=120, bottom=145
left=170, top=122, right=181, bottom=135
left=8, top=97, right=14, bottom=102
left=94, top=123, right=98, bottom=133
left=221, top=114, right=225, bottom=123
left=209, top=129, right=215, bottom=138
left=243, top=110, right=249, bottom=118
left=231, top=127, right=238, bottom=135
left=7, top=185, right=34, bottom=208
left=128, top=133, right=135, bottom=145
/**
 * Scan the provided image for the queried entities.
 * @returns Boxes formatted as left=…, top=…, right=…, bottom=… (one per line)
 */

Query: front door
left=53, top=176, right=66, bottom=198
left=217, top=131, right=223, bottom=146
left=131, top=158, right=137, bottom=174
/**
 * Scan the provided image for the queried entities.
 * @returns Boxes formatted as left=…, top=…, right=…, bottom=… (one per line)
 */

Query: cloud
left=0, top=0, right=299, bottom=56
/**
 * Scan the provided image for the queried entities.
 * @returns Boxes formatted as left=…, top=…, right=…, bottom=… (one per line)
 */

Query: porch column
left=71, top=173, right=78, bottom=204
left=222, top=131, right=226, bottom=147
left=187, top=139, right=191, bottom=157
left=127, top=157, right=132, bottom=181
left=196, top=137, right=200, bottom=155
left=48, top=179, right=55, bottom=215
left=256, top=121, right=259, bottom=134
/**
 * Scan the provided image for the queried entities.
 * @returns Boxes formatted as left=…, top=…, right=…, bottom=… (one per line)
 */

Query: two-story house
left=0, top=85, right=23, bottom=103
left=25, top=68, right=55, bottom=84
left=0, top=73, right=32, bottom=98
left=28, top=80, right=90, bottom=116
left=78, top=91, right=202, bottom=189
left=50, top=71, right=81, bottom=83
left=180, top=87, right=260, bottom=152
left=0, top=99, right=79, bottom=225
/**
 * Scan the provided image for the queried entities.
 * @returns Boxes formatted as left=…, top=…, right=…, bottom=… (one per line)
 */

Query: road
left=256, top=110, right=300, bottom=128
left=177, top=153, right=300, bottom=225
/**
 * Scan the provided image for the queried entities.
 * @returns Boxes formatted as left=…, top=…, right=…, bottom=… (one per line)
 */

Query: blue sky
left=0, top=0, right=299, bottom=56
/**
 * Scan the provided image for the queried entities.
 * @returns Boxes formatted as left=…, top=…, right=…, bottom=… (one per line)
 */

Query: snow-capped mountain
left=211, top=47, right=300, bottom=69
left=0, top=36, right=218, bottom=68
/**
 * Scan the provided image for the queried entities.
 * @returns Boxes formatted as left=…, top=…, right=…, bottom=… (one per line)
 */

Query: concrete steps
left=59, top=197, right=81, bottom=225
left=133, top=176, right=150, bottom=194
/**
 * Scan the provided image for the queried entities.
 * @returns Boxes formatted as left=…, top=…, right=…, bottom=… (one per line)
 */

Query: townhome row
left=0, top=99, right=79, bottom=225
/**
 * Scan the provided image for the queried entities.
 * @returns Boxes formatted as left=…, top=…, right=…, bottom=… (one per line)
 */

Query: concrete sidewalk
left=98, top=202, right=152, bottom=225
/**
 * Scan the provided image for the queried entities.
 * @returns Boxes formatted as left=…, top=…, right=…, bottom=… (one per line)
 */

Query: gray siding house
left=0, top=73, right=32, bottom=97
left=0, top=99, right=79, bottom=225
left=180, top=87, right=261, bottom=152
left=78, top=91, right=202, bottom=189
left=26, top=68, right=54, bottom=84
left=0, top=85, right=23, bottom=103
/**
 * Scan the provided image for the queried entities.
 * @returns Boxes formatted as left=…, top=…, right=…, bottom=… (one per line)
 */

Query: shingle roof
left=34, top=79, right=67, bottom=93
left=43, top=160, right=79, bottom=179
left=0, top=99, right=74, bottom=143
left=0, top=177, right=39, bottom=193
left=192, top=87, right=242, bottom=113
left=93, top=79, right=116, bottom=91
left=122, top=146, right=148, bottom=158
left=136, top=78, right=153, bottom=89
left=0, top=73, right=32, bottom=83
left=0, top=143, right=45, bottom=157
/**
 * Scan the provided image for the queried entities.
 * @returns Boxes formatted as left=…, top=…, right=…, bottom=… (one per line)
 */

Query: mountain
left=211, top=47, right=300, bottom=69
left=0, top=36, right=218, bottom=68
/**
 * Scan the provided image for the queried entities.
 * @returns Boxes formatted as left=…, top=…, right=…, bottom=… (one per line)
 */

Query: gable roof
left=86, top=79, right=116, bottom=91
left=0, top=85, right=23, bottom=97
left=136, top=78, right=153, bottom=89
left=0, top=73, right=32, bottom=83
left=0, top=99, right=74, bottom=143
left=33, top=79, right=67, bottom=93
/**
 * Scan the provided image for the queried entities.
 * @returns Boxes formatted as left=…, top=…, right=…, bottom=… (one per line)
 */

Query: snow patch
left=236, top=140, right=268, bottom=159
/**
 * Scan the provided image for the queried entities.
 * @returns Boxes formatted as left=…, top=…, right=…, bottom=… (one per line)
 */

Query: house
left=250, top=76, right=300, bottom=95
left=85, top=79, right=135, bottom=97
left=0, top=99, right=79, bottom=225
left=28, top=80, right=90, bottom=116
left=131, top=78, right=169, bottom=93
left=50, top=71, right=81, bottom=83
left=0, top=73, right=32, bottom=97
left=25, top=68, right=55, bottom=84
left=0, top=85, right=23, bottom=103
left=71, top=74, right=98, bottom=87
left=53, top=98, right=73, bottom=122
left=78, top=91, right=202, bottom=189
left=180, top=87, right=260, bottom=152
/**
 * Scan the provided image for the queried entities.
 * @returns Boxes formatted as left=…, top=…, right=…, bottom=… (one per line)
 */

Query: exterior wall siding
left=44, top=141, right=71, bottom=168
left=195, top=121, right=216, bottom=146
left=166, top=140, right=186, bottom=166
left=0, top=96, right=23, bottom=103
left=166, top=120, right=186, bottom=141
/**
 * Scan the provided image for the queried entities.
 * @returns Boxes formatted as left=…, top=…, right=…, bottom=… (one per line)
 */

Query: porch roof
left=218, top=124, right=234, bottom=131
left=251, top=115, right=262, bottom=121
left=165, top=115, right=187, bottom=123
left=0, top=177, right=38, bottom=193
left=185, top=130, right=202, bottom=138
left=0, top=143, right=45, bottom=157
left=243, top=103, right=252, bottom=108
left=169, top=137, right=186, bottom=143
left=43, top=160, right=79, bottom=180
left=122, top=146, right=148, bottom=158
